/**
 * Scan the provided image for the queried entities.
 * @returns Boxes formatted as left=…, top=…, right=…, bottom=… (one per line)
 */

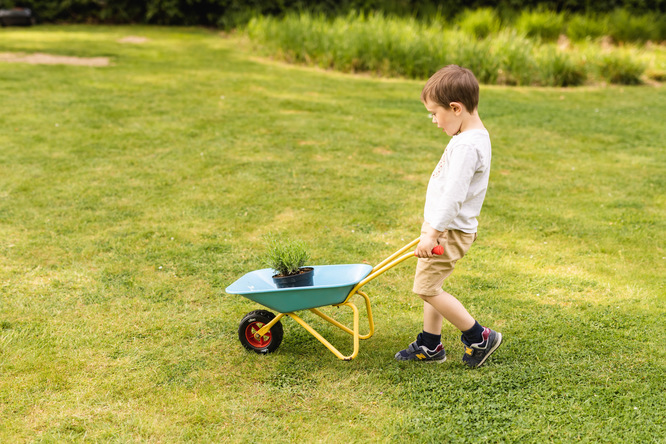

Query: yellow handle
left=343, top=237, right=421, bottom=302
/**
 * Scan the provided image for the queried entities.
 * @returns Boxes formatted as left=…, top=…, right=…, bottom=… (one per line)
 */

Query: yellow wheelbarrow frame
left=229, top=237, right=421, bottom=361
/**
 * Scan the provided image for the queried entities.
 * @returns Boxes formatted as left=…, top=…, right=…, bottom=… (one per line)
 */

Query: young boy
left=395, top=65, right=502, bottom=368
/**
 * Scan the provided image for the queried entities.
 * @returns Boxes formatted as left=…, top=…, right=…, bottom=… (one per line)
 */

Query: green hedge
left=2, top=0, right=665, bottom=27
left=246, top=11, right=659, bottom=86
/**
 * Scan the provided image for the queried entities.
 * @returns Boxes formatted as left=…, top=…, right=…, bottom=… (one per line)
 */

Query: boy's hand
left=415, top=222, right=442, bottom=258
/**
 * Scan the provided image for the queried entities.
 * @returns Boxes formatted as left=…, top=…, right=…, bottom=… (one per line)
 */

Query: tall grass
left=564, top=9, right=666, bottom=43
left=247, top=12, right=444, bottom=79
left=248, top=13, right=541, bottom=84
left=536, top=46, right=587, bottom=87
left=566, top=14, right=608, bottom=41
left=456, top=8, right=501, bottom=39
left=607, top=9, right=662, bottom=44
left=596, top=52, right=647, bottom=85
left=515, top=9, right=564, bottom=41
left=247, top=11, right=663, bottom=86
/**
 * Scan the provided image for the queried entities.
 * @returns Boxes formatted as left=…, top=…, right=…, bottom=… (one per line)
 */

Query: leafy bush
left=247, top=11, right=654, bottom=86
left=536, top=47, right=587, bottom=86
left=515, top=9, right=565, bottom=41
left=447, top=32, right=497, bottom=84
left=566, top=14, right=607, bottom=41
left=6, top=0, right=666, bottom=26
left=607, top=9, right=660, bottom=43
left=248, top=11, right=445, bottom=79
left=566, top=9, right=666, bottom=44
left=489, top=30, right=538, bottom=85
left=515, top=11, right=564, bottom=41
left=263, top=237, right=311, bottom=277
left=457, top=8, right=501, bottom=39
left=596, top=52, right=646, bottom=84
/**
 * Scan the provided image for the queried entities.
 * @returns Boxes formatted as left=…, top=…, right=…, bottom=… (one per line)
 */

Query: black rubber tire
left=238, top=310, right=284, bottom=354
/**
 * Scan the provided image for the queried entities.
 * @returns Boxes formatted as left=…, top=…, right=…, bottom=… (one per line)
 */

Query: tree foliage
left=2, top=0, right=665, bottom=28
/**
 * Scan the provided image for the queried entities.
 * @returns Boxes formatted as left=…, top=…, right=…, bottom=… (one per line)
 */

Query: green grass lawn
left=0, top=25, right=664, bottom=442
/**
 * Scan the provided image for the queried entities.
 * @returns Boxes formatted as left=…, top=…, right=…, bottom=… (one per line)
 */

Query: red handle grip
left=414, top=245, right=444, bottom=256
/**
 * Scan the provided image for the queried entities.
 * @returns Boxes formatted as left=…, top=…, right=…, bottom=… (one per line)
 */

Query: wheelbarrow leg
left=253, top=312, right=286, bottom=338
left=287, top=301, right=360, bottom=361
left=311, top=290, right=374, bottom=340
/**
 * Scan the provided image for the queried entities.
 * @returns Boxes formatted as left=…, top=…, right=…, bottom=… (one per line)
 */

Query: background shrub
left=607, top=9, right=661, bottom=43
left=489, top=29, right=538, bottom=85
left=247, top=12, right=443, bottom=78
left=536, top=47, right=587, bottom=86
left=515, top=9, right=565, bottom=41
left=596, top=52, right=647, bottom=84
left=446, top=31, right=496, bottom=83
left=456, top=8, right=501, bottom=39
left=566, top=14, right=607, bottom=41
left=2, top=0, right=665, bottom=27
left=246, top=10, right=655, bottom=86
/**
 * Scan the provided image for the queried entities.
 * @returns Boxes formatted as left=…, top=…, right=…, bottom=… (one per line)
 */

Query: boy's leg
left=397, top=230, right=502, bottom=367
left=423, top=300, right=443, bottom=334
left=420, top=291, right=502, bottom=368
left=396, top=230, right=473, bottom=362
left=422, top=291, right=475, bottom=333
left=415, top=230, right=477, bottom=335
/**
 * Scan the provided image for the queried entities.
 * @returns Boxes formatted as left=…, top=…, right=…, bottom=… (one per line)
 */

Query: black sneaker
left=395, top=334, right=447, bottom=363
left=461, top=327, right=502, bottom=368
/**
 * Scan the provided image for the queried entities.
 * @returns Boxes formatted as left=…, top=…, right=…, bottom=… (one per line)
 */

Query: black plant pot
left=272, top=267, right=314, bottom=289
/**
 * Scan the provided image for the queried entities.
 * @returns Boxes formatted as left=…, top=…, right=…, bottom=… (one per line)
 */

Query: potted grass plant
left=264, top=237, right=314, bottom=288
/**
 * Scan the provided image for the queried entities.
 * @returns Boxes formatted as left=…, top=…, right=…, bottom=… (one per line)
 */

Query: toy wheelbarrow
left=226, top=238, right=442, bottom=361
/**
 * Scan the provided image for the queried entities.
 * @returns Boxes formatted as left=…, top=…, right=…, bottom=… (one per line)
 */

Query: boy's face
left=424, top=98, right=464, bottom=137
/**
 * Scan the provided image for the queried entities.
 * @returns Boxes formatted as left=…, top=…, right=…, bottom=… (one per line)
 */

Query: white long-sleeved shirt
left=424, top=129, right=491, bottom=233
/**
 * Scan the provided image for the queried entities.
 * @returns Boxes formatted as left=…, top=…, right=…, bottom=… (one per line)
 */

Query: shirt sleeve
left=426, top=144, right=479, bottom=232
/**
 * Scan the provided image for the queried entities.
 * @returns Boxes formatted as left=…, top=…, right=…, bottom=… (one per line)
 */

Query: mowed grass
left=0, top=25, right=664, bottom=442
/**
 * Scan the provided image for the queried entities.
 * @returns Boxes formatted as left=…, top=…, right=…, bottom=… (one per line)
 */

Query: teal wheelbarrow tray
left=226, top=238, right=438, bottom=360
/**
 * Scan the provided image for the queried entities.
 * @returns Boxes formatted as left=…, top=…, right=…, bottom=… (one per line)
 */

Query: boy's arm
left=415, top=221, right=442, bottom=258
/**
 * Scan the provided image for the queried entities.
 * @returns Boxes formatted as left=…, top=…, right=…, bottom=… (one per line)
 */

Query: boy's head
left=421, top=65, right=479, bottom=113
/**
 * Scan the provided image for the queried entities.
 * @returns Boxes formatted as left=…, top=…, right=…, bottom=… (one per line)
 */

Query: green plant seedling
left=263, top=237, right=311, bottom=277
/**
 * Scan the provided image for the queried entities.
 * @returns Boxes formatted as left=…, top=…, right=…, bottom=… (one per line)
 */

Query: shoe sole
left=474, top=332, right=502, bottom=368
left=395, top=355, right=447, bottom=363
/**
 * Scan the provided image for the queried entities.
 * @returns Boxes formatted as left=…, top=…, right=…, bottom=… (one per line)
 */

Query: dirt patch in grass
left=117, top=36, right=149, bottom=44
left=0, top=52, right=110, bottom=66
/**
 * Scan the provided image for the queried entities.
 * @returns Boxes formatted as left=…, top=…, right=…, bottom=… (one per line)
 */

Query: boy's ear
left=449, top=102, right=464, bottom=114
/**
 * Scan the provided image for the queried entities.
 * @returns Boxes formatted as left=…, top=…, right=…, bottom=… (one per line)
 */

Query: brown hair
left=421, top=65, right=479, bottom=112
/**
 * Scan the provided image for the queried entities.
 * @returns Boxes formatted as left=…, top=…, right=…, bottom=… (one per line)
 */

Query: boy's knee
left=417, top=292, right=443, bottom=301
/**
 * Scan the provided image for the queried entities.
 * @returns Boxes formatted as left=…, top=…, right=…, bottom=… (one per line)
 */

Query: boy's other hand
left=416, top=223, right=442, bottom=258
left=415, top=238, right=438, bottom=258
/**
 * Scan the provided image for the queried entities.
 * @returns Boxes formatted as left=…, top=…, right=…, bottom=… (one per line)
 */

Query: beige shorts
left=412, top=229, right=477, bottom=297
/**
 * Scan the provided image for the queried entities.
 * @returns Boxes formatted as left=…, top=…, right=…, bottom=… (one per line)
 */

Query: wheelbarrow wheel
left=238, top=310, right=283, bottom=354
